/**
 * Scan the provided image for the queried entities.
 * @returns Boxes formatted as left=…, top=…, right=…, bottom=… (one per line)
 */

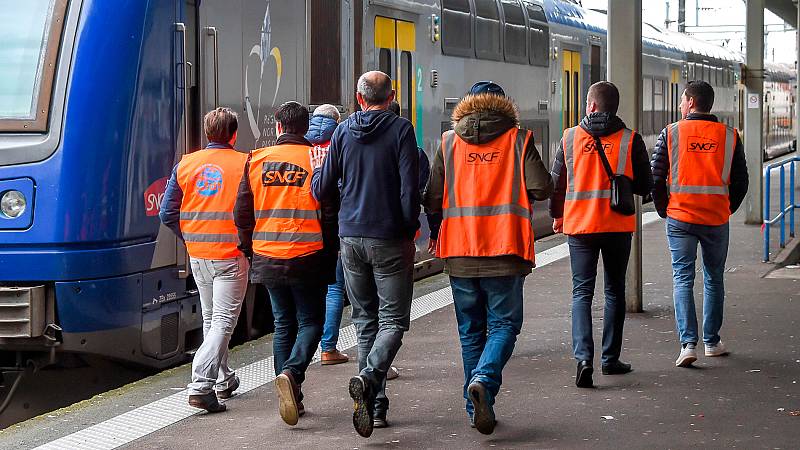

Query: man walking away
left=550, top=81, right=653, bottom=389
left=235, top=102, right=338, bottom=426
left=424, top=81, right=553, bottom=434
left=311, top=71, right=419, bottom=437
left=160, top=107, right=249, bottom=413
left=650, top=80, right=748, bottom=367
left=306, top=104, right=350, bottom=366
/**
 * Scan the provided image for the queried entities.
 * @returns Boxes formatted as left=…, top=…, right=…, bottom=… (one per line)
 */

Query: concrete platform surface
left=122, top=212, right=798, bottom=449
left=3, top=209, right=798, bottom=450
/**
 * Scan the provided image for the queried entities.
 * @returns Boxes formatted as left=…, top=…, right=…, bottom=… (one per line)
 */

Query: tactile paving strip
left=36, top=212, right=661, bottom=449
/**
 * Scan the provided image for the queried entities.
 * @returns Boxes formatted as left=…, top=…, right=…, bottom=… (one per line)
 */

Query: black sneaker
left=467, top=381, right=496, bottom=435
left=349, top=375, right=374, bottom=437
left=188, top=392, right=227, bottom=413
left=576, top=361, right=594, bottom=388
left=373, top=414, right=389, bottom=428
left=601, top=360, right=633, bottom=375
left=216, top=375, right=240, bottom=400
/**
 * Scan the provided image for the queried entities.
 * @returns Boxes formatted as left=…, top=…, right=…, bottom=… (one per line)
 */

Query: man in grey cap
left=423, top=81, right=552, bottom=434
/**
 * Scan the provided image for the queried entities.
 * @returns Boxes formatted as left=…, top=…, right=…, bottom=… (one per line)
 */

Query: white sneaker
left=705, top=341, right=729, bottom=357
left=675, top=344, right=697, bottom=367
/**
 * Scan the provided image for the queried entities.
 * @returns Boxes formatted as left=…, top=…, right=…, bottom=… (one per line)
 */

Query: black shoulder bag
left=594, top=136, right=636, bottom=216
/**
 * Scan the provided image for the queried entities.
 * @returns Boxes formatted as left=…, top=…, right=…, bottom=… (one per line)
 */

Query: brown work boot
left=188, top=392, right=227, bottom=413
left=275, top=370, right=300, bottom=425
left=321, top=349, right=349, bottom=365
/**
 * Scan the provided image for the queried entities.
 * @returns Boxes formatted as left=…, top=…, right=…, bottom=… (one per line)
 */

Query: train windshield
left=0, top=0, right=65, bottom=127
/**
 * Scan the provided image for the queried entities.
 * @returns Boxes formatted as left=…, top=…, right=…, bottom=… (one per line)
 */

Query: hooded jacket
left=311, top=109, right=420, bottom=240
left=549, top=112, right=653, bottom=220
left=234, top=133, right=339, bottom=287
left=305, top=114, right=339, bottom=146
left=423, top=93, right=554, bottom=277
left=650, top=112, right=748, bottom=223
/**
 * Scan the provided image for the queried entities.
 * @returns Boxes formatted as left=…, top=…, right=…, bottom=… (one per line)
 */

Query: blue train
left=0, top=0, right=794, bottom=374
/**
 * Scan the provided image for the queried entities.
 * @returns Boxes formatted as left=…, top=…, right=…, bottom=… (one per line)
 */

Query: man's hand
left=427, top=239, right=437, bottom=255
left=309, top=146, right=328, bottom=170
left=552, top=218, right=563, bottom=234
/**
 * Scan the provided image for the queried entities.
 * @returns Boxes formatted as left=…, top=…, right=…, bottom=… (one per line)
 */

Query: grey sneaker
left=705, top=341, right=729, bottom=357
left=675, top=343, right=697, bottom=367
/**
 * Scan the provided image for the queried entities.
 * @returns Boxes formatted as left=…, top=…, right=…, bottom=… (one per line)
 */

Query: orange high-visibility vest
left=177, top=149, right=248, bottom=259
left=666, top=120, right=737, bottom=226
left=248, top=143, right=323, bottom=259
left=562, top=126, right=636, bottom=235
left=437, top=128, right=535, bottom=262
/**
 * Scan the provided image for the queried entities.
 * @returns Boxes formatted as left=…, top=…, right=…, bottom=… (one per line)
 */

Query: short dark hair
left=587, top=81, right=620, bottom=116
left=357, top=71, right=393, bottom=105
left=388, top=101, right=400, bottom=116
left=203, top=107, right=238, bottom=143
left=275, top=101, right=309, bottom=135
left=684, top=80, right=714, bottom=112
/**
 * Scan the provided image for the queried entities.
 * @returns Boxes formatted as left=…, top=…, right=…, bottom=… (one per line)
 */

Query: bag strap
left=594, top=136, right=615, bottom=181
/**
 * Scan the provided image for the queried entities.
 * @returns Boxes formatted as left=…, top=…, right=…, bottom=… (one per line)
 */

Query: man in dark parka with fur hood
left=423, top=81, right=553, bottom=435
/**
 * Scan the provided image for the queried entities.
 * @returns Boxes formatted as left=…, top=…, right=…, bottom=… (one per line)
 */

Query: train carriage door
left=562, top=49, right=581, bottom=130
left=374, top=16, right=417, bottom=125
left=670, top=68, right=680, bottom=123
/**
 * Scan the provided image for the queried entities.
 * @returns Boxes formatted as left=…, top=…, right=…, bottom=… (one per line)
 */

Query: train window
left=643, top=77, right=653, bottom=134
left=442, top=0, right=473, bottom=57
left=688, top=63, right=695, bottom=80
left=475, top=0, right=502, bottom=60
left=525, top=2, right=550, bottom=67
left=590, top=45, right=601, bottom=84
left=379, top=48, right=392, bottom=77
left=310, top=0, right=342, bottom=104
left=653, top=79, right=665, bottom=133
left=400, top=51, right=413, bottom=119
left=0, top=0, right=67, bottom=132
left=502, top=0, right=527, bottom=64
left=717, top=68, right=723, bottom=87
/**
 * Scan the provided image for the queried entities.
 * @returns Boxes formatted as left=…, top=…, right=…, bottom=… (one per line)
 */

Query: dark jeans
left=450, top=275, right=525, bottom=417
left=340, top=236, right=415, bottom=416
left=568, top=232, right=632, bottom=365
left=321, top=257, right=346, bottom=351
left=268, top=283, right=327, bottom=400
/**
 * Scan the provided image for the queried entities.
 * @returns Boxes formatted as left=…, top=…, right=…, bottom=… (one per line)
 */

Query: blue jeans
left=666, top=218, right=729, bottom=346
left=340, top=237, right=415, bottom=416
left=568, top=233, right=632, bottom=365
left=321, top=257, right=346, bottom=351
left=268, top=283, right=327, bottom=399
left=450, top=275, right=525, bottom=417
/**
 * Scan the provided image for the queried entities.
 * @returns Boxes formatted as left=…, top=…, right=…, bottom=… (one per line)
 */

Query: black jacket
left=650, top=113, right=748, bottom=219
left=234, top=133, right=339, bottom=287
left=549, top=112, right=653, bottom=219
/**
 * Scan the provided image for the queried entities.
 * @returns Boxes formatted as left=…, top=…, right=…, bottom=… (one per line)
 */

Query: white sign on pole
left=747, top=93, right=760, bottom=109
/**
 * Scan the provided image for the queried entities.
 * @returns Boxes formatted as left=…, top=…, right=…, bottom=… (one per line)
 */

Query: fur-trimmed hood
left=450, top=93, right=520, bottom=144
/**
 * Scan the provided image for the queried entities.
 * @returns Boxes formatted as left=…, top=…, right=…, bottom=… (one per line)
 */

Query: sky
left=580, top=0, right=797, bottom=64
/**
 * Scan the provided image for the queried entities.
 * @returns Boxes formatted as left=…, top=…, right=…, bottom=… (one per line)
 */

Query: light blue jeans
left=450, top=275, right=525, bottom=417
left=187, top=255, right=249, bottom=396
left=321, top=257, right=345, bottom=351
left=666, top=218, right=729, bottom=346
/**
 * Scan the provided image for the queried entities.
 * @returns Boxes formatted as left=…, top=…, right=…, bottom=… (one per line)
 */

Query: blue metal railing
left=763, top=156, right=800, bottom=262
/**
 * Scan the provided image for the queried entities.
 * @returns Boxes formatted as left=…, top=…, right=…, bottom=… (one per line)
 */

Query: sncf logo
left=262, top=161, right=308, bottom=187
left=687, top=136, right=718, bottom=153
left=466, top=151, right=501, bottom=164
left=583, top=141, right=613, bottom=154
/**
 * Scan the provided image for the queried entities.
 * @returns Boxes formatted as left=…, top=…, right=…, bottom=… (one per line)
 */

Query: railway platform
left=2, top=207, right=798, bottom=449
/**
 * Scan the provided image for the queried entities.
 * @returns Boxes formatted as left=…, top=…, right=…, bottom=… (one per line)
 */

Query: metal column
left=744, top=0, right=765, bottom=225
left=608, top=0, right=643, bottom=313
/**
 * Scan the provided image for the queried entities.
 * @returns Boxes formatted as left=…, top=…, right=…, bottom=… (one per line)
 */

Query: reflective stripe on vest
left=563, top=126, right=636, bottom=235
left=177, top=149, right=247, bottom=259
left=666, top=120, right=736, bottom=225
left=248, top=144, right=323, bottom=259
left=437, top=127, right=535, bottom=262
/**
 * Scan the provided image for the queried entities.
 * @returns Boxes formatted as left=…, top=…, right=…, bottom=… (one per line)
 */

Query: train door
left=374, top=16, right=417, bottom=126
left=670, top=68, right=680, bottom=123
left=562, top=49, right=581, bottom=130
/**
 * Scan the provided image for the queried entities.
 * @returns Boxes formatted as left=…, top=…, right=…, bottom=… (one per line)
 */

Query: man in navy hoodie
left=311, top=71, right=420, bottom=437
